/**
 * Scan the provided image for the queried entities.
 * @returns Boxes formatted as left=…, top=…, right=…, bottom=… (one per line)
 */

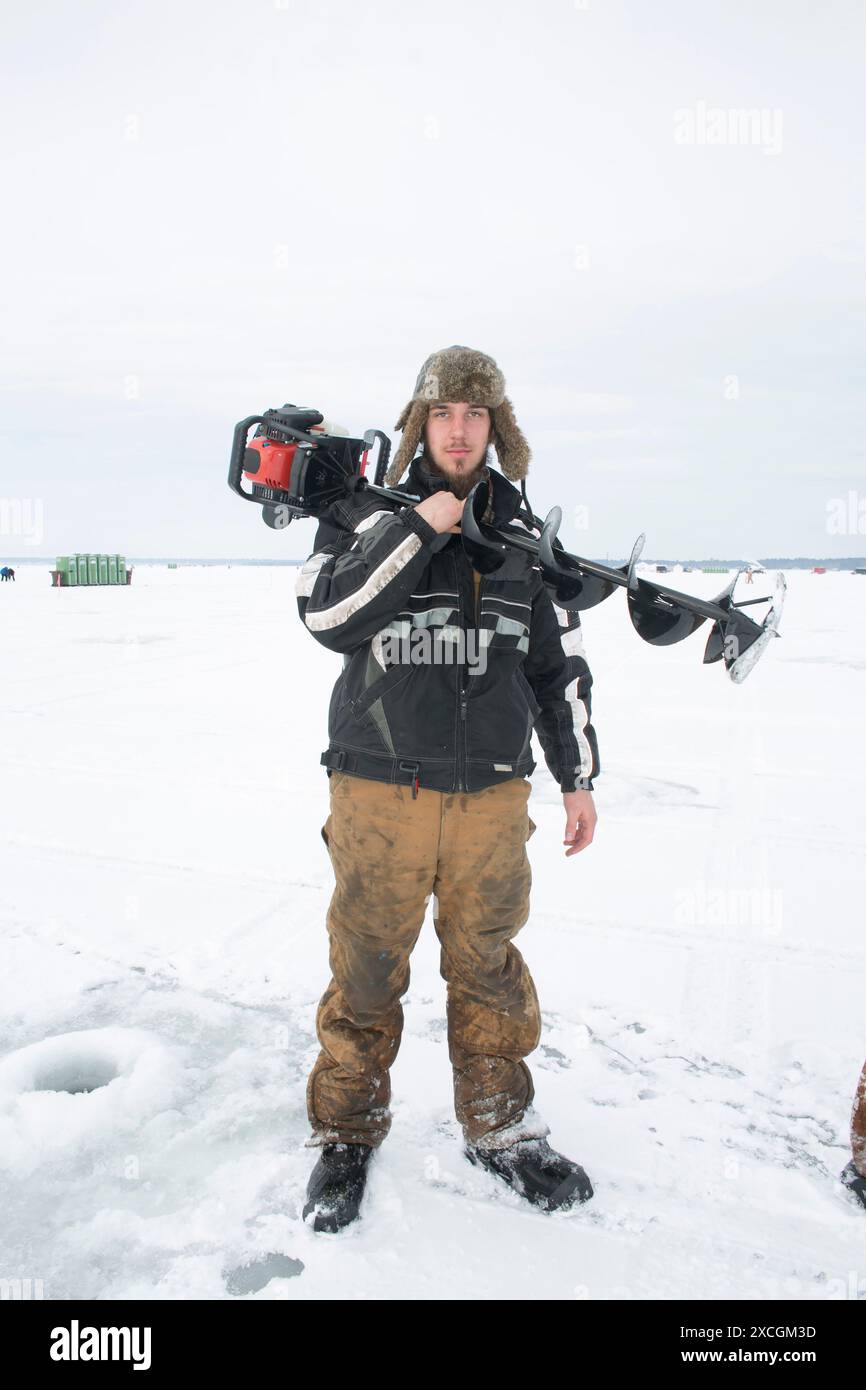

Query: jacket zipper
left=455, top=555, right=469, bottom=792
left=457, top=570, right=481, bottom=791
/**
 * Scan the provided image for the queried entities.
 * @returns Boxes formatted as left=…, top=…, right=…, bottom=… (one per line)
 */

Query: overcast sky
left=2, top=0, right=864, bottom=561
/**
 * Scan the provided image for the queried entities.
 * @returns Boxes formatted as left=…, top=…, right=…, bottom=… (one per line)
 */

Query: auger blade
left=701, top=570, right=786, bottom=680
left=539, top=507, right=620, bottom=610
left=627, top=579, right=708, bottom=646
left=703, top=573, right=740, bottom=663
left=625, top=533, right=646, bottom=588
left=460, top=480, right=513, bottom=575
left=703, top=622, right=727, bottom=664
left=726, top=571, right=786, bottom=683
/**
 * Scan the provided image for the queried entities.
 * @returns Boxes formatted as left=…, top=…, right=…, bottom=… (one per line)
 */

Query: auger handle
left=228, top=415, right=264, bottom=502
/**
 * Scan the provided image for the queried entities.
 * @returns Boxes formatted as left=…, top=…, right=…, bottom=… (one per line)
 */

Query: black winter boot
left=841, top=1159, right=866, bottom=1210
left=302, top=1141, right=375, bottom=1233
left=464, top=1136, right=593, bottom=1212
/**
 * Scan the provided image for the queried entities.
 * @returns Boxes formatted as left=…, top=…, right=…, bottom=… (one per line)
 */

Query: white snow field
left=0, top=562, right=863, bottom=1301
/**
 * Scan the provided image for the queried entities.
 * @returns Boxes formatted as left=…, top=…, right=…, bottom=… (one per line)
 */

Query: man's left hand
left=562, top=789, right=597, bottom=857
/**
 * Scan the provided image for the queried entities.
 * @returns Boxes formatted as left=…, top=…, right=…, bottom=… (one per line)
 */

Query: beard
left=421, top=445, right=491, bottom=500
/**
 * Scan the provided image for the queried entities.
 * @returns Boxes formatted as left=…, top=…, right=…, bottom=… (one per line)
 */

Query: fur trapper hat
left=384, top=344, right=531, bottom=489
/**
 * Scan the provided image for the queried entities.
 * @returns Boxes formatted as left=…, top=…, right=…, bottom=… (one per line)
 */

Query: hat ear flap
left=384, top=399, right=428, bottom=488
left=491, top=396, right=531, bottom=481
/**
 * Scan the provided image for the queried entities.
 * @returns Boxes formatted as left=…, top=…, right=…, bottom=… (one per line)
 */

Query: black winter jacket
left=295, top=454, right=600, bottom=796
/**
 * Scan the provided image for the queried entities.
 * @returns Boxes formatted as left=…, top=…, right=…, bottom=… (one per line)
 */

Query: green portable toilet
left=88, top=555, right=99, bottom=585
left=98, top=554, right=109, bottom=584
left=117, top=554, right=127, bottom=584
left=108, top=555, right=118, bottom=584
left=56, top=556, right=75, bottom=586
left=75, top=553, right=89, bottom=585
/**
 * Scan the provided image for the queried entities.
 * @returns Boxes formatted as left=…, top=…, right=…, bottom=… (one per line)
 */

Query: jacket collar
left=406, top=453, right=524, bottom=527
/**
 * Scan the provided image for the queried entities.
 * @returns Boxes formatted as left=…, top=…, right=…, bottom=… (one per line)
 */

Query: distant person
left=0, top=565, right=15, bottom=581
left=744, top=566, right=754, bottom=584
left=841, top=1061, right=866, bottom=1209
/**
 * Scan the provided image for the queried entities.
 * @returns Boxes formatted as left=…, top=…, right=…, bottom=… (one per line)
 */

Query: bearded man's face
left=422, top=402, right=492, bottom=499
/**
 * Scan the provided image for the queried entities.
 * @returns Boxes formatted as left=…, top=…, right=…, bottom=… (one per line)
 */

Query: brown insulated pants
left=852, top=1060, right=866, bottom=1178
left=307, top=770, right=548, bottom=1152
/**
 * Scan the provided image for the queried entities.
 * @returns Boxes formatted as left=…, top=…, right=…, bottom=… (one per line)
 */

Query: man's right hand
left=414, top=492, right=464, bottom=535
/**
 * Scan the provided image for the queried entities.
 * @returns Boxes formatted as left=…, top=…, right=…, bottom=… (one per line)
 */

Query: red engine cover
left=243, top=437, right=297, bottom=490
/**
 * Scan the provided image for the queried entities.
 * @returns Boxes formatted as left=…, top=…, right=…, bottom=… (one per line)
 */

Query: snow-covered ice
left=0, top=563, right=863, bottom=1300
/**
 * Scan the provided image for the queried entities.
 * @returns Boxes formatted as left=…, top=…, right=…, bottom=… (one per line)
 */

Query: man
left=295, top=345, right=600, bottom=1231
